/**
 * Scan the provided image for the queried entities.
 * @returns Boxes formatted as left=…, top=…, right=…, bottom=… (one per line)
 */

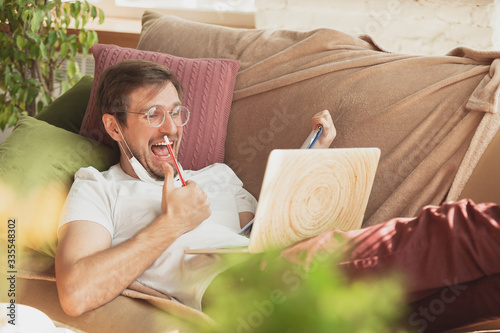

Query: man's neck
left=119, top=155, right=140, bottom=179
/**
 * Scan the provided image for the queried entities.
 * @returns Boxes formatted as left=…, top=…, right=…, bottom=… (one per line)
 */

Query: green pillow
left=35, top=75, right=93, bottom=133
left=0, top=115, right=118, bottom=257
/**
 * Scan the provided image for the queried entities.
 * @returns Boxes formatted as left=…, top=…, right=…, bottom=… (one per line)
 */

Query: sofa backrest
left=137, top=11, right=500, bottom=226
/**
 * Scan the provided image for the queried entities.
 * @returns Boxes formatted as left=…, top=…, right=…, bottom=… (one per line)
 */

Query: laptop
left=185, top=147, right=380, bottom=254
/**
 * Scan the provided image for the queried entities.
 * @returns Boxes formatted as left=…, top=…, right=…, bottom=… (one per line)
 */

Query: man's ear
left=102, top=114, right=122, bottom=142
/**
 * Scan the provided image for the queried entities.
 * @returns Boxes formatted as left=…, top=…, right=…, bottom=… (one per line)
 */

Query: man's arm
left=55, top=163, right=210, bottom=316
left=239, top=212, right=254, bottom=229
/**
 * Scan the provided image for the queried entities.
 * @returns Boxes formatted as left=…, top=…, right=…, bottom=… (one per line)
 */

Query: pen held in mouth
left=164, top=135, right=187, bottom=186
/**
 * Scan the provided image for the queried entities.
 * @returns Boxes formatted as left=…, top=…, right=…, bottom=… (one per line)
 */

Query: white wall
left=255, top=0, right=496, bottom=55
left=494, top=0, right=500, bottom=49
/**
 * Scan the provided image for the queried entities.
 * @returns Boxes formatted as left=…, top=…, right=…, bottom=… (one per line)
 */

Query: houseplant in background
left=0, top=0, right=104, bottom=130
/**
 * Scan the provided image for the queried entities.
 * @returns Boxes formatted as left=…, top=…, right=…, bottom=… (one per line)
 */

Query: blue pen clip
left=301, top=125, right=323, bottom=149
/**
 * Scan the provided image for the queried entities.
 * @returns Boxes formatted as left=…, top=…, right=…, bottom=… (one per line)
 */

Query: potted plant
left=0, top=0, right=105, bottom=130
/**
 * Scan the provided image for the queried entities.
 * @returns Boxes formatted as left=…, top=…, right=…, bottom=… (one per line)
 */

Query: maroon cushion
left=79, top=43, right=240, bottom=171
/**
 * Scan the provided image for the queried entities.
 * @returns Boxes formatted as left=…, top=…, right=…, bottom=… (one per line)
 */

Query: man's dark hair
left=95, top=59, right=184, bottom=126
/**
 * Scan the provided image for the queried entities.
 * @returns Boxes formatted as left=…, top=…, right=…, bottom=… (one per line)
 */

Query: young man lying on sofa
left=55, top=59, right=500, bottom=328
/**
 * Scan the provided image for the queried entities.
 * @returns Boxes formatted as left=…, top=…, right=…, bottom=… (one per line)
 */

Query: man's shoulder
left=74, top=163, right=122, bottom=182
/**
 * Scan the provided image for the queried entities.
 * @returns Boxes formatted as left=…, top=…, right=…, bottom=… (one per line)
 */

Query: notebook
left=185, top=147, right=381, bottom=254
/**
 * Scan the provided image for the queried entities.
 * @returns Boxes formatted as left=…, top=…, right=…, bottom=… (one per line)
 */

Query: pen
left=308, top=125, right=323, bottom=149
left=300, top=125, right=323, bottom=149
left=164, top=135, right=187, bottom=186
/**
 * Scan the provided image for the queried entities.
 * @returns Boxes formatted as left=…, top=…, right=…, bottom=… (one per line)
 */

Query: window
left=91, top=0, right=255, bottom=28
left=116, top=0, right=255, bottom=13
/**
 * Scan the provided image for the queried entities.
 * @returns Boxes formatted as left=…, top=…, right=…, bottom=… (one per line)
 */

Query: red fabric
left=207, top=199, right=500, bottom=331
left=408, top=274, right=500, bottom=332
left=337, top=199, right=500, bottom=293
left=344, top=199, right=500, bottom=332
left=283, top=199, right=500, bottom=331
left=79, top=44, right=240, bottom=171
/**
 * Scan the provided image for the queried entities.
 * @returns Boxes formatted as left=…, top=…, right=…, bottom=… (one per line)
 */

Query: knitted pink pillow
left=79, top=44, right=240, bottom=171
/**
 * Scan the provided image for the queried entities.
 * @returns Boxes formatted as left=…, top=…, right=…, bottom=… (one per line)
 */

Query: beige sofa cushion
left=13, top=278, right=197, bottom=333
left=137, top=11, right=500, bottom=226
left=459, top=128, right=500, bottom=205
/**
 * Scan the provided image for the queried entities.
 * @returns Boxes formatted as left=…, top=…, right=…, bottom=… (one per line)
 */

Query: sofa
left=1, top=10, right=500, bottom=333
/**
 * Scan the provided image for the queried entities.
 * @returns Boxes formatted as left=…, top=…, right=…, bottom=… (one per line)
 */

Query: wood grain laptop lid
left=247, top=148, right=380, bottom=253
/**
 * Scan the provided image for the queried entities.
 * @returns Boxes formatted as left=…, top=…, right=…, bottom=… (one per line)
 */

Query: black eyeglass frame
left=114, top=105, right=190, bottom=127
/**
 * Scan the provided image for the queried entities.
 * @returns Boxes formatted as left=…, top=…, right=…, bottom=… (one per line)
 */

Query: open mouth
left=151, top=141, right=173, bottom=160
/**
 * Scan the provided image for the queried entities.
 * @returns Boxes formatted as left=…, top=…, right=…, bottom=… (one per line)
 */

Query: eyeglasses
left=116, top=105, right=190, bottom=127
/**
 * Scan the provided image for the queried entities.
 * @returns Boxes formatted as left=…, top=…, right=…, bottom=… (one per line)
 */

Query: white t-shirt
left=58, top=163, right=257, bottom=310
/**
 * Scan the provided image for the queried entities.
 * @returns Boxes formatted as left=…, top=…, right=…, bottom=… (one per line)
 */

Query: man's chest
left=109, top=178, right=241, bottom=244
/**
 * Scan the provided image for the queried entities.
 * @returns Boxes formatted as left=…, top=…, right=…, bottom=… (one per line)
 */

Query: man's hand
left=160, top=163, right=211, bottom=237
left=311, top=110, right=336, bottom=149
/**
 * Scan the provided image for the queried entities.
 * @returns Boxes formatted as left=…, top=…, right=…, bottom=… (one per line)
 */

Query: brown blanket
left=138, top=12, right=500, bottom=227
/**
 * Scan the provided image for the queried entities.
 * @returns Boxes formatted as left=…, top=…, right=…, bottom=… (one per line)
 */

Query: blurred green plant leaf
left=202, top=250, right=409, bottom=333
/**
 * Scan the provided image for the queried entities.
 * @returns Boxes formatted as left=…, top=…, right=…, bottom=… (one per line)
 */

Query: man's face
left=119, top=82, right=183, bottom=180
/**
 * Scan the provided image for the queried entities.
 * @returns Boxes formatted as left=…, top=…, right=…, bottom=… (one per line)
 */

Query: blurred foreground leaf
left=203, top=250, right=409, bottom=333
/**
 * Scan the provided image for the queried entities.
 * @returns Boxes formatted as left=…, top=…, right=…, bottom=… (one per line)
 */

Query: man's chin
left=149, top=163, right=178, bottom=181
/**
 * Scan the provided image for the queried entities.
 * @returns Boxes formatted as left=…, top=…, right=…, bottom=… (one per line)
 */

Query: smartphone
left=300, top=125, right=323, bottom=149
left=238, top=219, right=254, bottom=237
